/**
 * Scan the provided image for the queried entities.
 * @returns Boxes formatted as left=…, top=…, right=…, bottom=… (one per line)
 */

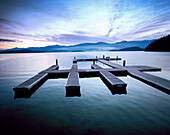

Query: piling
left=56, top=59, right=58, bottom=65
left=73, top=57, right=77, bottom=63
left=123, top=60, right=126, bottom=66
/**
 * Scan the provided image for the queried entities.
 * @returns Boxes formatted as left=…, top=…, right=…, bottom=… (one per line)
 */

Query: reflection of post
left=93, top=60, right=95, bottom=64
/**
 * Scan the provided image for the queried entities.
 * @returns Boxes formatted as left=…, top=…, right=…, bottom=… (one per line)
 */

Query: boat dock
left=91, top=64, right=127, bottom=94
left=66, top=64, right=81, bottom=97
left=99, top=59, right=170, bottom=94
left=13, top=55, right=170, bottom=98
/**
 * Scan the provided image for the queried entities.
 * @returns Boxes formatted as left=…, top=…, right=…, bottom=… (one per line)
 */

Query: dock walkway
left=91, top=64, right=127, bottom=94
left=66, top=64, right=81, bottom=97
left=13, top=56, right=170, bottom=98
left=99, top=60, right=170, bottom=94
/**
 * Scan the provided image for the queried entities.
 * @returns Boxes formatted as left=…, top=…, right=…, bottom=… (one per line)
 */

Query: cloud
left=0, top=38, right=23, bottom=42
left=0, top=0, right=170, bottom=49
left=73, top=30, right=91, bottom=35
left=44, top=33, right=115, bottom=45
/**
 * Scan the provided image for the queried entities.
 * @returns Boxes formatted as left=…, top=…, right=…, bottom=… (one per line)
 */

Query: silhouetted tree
left=145, top=35, right=170, bottom=51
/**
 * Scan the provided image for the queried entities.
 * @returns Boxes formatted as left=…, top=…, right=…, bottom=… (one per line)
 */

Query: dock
left=65, top=64, right=81, bottom=97
left=76, top=57, right=121, bottom=62
left=91, top=64, right=127, bottom=94
left=99, top=60, right=170, bottom=94
left=13, top=65, right=59, bottom=98
left=13, top=55, right=170, bottom=98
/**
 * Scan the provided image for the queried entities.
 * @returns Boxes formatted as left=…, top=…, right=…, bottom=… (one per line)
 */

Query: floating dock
left=91, top=64, right=127, bottom=94
left=99, top=60, right=170, bottom=94
left=66, top=64, right=81, bottom=97
left=13, top=56, right=170, bottom=98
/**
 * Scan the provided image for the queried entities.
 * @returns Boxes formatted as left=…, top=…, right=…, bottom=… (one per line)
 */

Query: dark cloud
left=0, top=38, right=23, bottom=42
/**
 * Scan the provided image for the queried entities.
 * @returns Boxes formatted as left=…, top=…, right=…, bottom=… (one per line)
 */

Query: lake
left=0, top=51, right=170, bottom=135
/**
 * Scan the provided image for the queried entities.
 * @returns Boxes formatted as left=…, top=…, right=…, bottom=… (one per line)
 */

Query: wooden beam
left=91, top=64, right=127, bottom=94
left=99, top=60, right=170, bottom=94
left=65, top=64, right=81, bottom=97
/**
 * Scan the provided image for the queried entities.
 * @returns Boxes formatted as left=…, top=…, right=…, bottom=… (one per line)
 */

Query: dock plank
left=66, top=64, right=81, bottom=97
left=39, top=65, right=59, bottom=74
left=99, top=60, right=170, bottom=94
left=13, top=73, right=48, bottom=91
left=128, top=69, right=170, bottom=94
left=99, top=60, right=123, bottom=68
left=126, top=66, right=161, bottom=72
left=13, top=64, right=60, bottom=91
left=91, top=64, right=127, bottom=94
left=77, top=58, right=121, bottom=62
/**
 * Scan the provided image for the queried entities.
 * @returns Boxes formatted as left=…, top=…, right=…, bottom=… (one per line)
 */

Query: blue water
left=0, top=52, right=170, bottom=135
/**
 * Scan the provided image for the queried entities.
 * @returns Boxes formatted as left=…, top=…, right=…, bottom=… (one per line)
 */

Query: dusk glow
left=0, top=0, right=170, bottom=49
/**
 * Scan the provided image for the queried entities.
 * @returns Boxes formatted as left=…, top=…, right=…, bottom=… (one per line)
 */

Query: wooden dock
left=13, top=56, right=170, bottom=98
left=65, top=64, right=81, bottom=97
left=13, top=65, right=59, bottom=91
left=76, top=57, right=121, bottom=62
left=99, top=60, right=170, bottom=94
left=13, top=65, right=59, bottom=98
left=91, top=64, right=127, bottom=94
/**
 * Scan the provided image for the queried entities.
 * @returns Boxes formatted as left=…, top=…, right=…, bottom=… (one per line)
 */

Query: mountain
left=145, top=35, right=170, bottom=51
left=0, top=49, right=44, bottom=53
left=110, top=46, right=144, bottom=51
left=1, top=40, right=153, bottom=53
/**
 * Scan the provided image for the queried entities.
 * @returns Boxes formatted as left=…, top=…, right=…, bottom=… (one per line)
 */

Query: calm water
left=0, top=51, right=170, bottom=135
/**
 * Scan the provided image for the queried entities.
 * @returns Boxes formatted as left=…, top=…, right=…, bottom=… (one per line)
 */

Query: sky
left=0, top=0, right=170, bottom=49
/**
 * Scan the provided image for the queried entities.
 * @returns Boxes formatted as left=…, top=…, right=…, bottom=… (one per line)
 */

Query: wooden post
left=74, top=57, right=76, bottom=59
left=93, top=60, right=95, bottom=64
left=96, top=56, right=98, bottom=60
left=56, top=59, right=58, bottom=65
left=103, top=55, right=105, bottom=59
left=123, top=60, right=126, bottom=66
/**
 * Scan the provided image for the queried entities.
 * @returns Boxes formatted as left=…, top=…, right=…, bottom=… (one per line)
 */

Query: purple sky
left=0, top=0, right=170, bottom=49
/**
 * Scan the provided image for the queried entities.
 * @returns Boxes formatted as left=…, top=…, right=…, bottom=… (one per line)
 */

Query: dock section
left=65, top=64, right=81, bottom=97
left=99, top=60, right=170, bottom=94
left=13, top=56, right=170, bottom=98
left=91, top=64, right=127, bottom=94
left=77, top=57, right=121, bottom=62
left=128, top=69, right=170, bottom=94
left=13, top=64, right=59, bottom=98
